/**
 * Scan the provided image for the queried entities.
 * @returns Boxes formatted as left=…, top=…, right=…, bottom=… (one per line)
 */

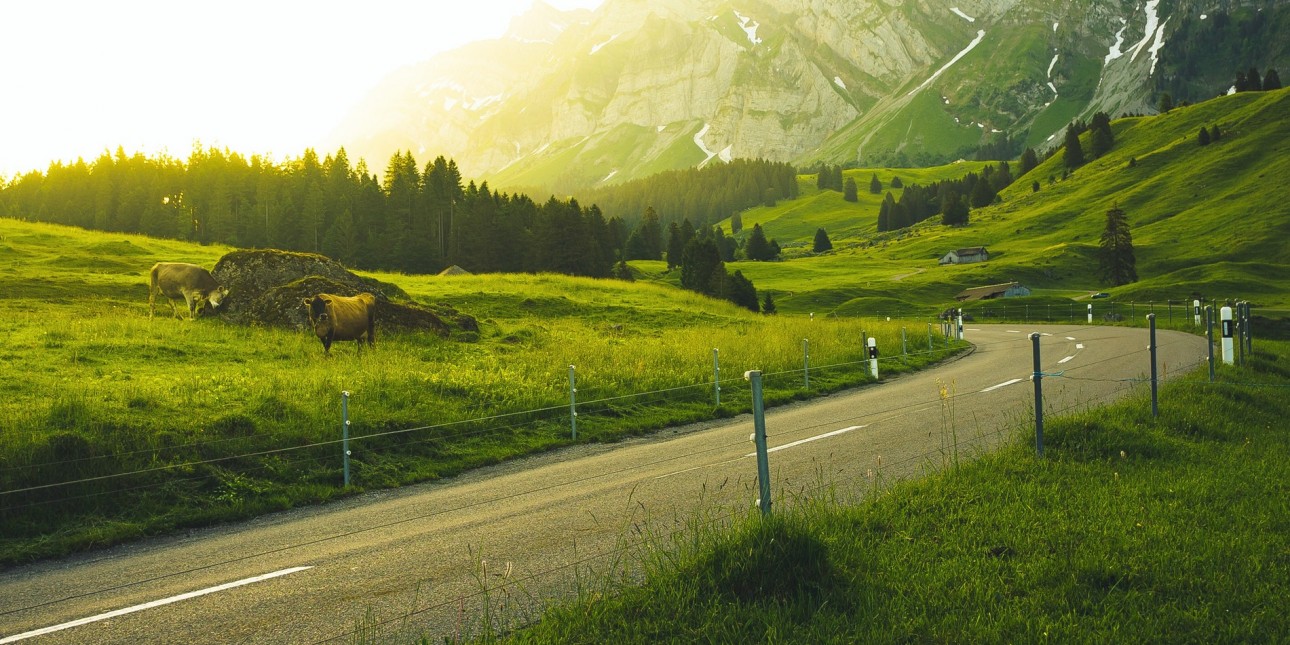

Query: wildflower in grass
left=1120, top=450, right=1127, bottom=459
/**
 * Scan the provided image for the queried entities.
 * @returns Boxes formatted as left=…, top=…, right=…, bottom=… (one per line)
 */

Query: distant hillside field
left=697, top=88, right=1290, bottom=315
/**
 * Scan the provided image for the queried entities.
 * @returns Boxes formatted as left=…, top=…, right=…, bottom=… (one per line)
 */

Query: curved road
left=0, top=324, right=1209, bottom=643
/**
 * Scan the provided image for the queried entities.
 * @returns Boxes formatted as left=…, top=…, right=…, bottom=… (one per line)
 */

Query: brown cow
left=304, top=293, right=376, bottom=354
left=149, top=262, right=228, bottom=320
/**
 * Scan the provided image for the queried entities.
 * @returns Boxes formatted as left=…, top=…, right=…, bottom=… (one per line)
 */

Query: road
left=0, top=324, right=1209, bottom=644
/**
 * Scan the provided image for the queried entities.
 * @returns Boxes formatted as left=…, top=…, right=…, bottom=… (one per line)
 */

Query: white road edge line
left=1065, top=336, right=1077, bottom=341
left=1, top=566, right=313, bottom=643
left=744, top=425, right=867, bottom=457
left=1058, top=355, right=1075, bottom=364
left=980, top=378, right=1023, bottom=393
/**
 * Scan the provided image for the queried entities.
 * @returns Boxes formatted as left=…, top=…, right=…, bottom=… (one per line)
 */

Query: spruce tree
left=727, top=270, right=759, bottom=312
left=891, top=175, right=903, bottom=188
left=1098, top=203, right=1137, bottom=286
left=1090, top=112, right=1114, bottom=158
left=1019, top=147, right=1039, bottom=176
left=869, top=173, right=882, bottom=194
left=745, top=223, right=772, bottom=260
left=1264, top=68, right=1282, bottom=91
left=1198, top=126, right=1211, bottom=146
left=730, top=211, right=743, bottom=234
left=844, top=177, right=859, bottom=202
left=813, top=228, right=833, bottom=253
left=761, top=292, right=777, bottom=315
left=666, top=222, right=684, bottom=270
left=1063, top=124, right=1085, bottom=169
left=1248, top=67, right=1263, bottom=92
left=1158, top=92, right=1174, bottom=113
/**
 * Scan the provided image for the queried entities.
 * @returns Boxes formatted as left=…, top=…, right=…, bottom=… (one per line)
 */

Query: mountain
left=327, top=0, right=1287, bottom=193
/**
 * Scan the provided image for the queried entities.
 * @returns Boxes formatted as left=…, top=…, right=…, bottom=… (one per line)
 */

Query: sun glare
left=0, top=0, right=603, bottom=178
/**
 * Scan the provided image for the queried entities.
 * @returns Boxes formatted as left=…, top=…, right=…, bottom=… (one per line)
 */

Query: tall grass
left=0, top=218, right=964, bottom=565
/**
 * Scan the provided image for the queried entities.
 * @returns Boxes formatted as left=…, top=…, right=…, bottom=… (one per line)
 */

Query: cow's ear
left=302, top=298, right=311, bottom=307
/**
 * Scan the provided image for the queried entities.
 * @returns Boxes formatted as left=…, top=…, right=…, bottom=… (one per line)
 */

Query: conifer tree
left=1063, top=124, right=1085, bottom=169
left=813, top=228, right=833, bottom=253
left=891, top=176, right=903, bottom=189
left=1019, top=147, right=1039, bottom=176
left=1264, top=68, right=1282, bottom=91
left=726, top=270, right=759, bottom=312
left=1198, top=126, right=1211, bottom=146
left=869, top=173, right=882, bottom=194
left=1098, top=203, right=1137, bottom=286
left=730, top=211, right=743, bottom=234
left=1090, top=112, right=1114, bottom=158
left=844, top=177, right=858, bottom=202
left=761, top=292, right=777, bottom=315
left=744, top=223, right=772, bottom=260
left=1158, top=92, right=1174, bottom=113
left=666, top=222, right=684, bottom=270
left=1247, top=67, right=1263, bottom=92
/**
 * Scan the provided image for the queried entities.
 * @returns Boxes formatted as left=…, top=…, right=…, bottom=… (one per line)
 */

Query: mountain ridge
left=326, top=0, right=1285, bottom=193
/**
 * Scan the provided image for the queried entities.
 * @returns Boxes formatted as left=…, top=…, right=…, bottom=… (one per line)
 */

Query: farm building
left=955, top=282, right=1031, bottom=302
left=939, top=247, right=989, bottom=265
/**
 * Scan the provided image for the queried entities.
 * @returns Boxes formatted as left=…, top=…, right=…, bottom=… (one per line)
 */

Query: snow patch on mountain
left=950, top=8, right=975, bottom=22
left=1128, top=1, right=1161, bottom=62
left=601, top=169, right=618, bottom=183
left=694, top=123, right=719, bottom=165
left=733, top=10, right=762, bottom=45
left=1047, top=53, right=1059, bottom=78
left=909, top=30, right=986, bottom=96
left=590, top=34, right=619, bottom=54
left=834, top=76, right=847, bottom=90
left=1105, top=18, right=1128, bottom=64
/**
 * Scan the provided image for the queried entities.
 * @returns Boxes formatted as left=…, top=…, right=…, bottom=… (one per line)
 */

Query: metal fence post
left=746, top=370, right=771, bottom=515
left=1206, top=305, right=1215, bottom=382
left=1148, top=314, right=1159, bottom=418
left=928, top=323, right=934, bottom=351
left=1030, top=333, right=1044, bottom=457
left=802, top=339, right=810, bottom=389
left=712, top=348, right=721, bottom=407
left=901, top=327, right=907, bottom=356
left=568, top=365, right=578, bottom=440
left=1245, top=301, right=1254, bottom=355
left=341, top=391, right=351, bottom=487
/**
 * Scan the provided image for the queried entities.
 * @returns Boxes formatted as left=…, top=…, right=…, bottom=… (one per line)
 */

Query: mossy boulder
left=210, top=249, right=476, bottom=336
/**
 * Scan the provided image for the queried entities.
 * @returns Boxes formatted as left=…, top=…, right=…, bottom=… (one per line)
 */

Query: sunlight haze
left=0, top=0, right=603, bottom=178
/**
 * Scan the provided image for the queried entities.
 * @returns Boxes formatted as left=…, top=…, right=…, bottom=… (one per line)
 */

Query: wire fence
left=2, top=310, right=1283, bottom=642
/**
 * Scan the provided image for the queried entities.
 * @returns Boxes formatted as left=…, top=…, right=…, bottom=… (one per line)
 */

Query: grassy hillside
left=705, top=88, right=1290, bottom=314
left=0, top=218, right=958, bottom=565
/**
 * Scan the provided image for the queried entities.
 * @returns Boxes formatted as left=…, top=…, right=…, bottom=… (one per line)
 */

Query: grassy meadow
left=490, top=340, right=1290, bottom=643
left=0, top=218, right=963, bottom=565
left=720, top=88, right=1290, bottom=316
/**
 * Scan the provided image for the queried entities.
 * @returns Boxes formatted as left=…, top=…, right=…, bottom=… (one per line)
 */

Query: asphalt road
left=0, top=324, right=1209, bottom=644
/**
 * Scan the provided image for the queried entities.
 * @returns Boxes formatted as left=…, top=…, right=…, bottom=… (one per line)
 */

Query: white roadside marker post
left=1220, top=306, right=1234, bottom=365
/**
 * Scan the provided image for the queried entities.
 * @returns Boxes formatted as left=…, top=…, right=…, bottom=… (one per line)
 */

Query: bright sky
left=0, top=0, right=603, bottom=178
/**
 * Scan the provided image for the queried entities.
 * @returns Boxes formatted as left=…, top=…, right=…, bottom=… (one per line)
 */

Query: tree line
left=575, top=159, right=799, bottom=230
left=0, top=147, right=794, bottom=282
left=873, top=162, right=1015, bottom=232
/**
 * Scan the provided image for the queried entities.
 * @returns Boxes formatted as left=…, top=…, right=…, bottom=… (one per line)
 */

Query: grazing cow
left=149, top=262, right=229, bottom=320
left=304, top=293, right=376, bottom=354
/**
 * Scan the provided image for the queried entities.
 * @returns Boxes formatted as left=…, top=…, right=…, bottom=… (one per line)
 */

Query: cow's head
left=207, top=286, right=229, bottom=309
left=304, top=295, right=330, bottom=324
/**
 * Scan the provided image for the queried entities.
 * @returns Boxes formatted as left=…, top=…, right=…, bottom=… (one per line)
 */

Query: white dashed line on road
left=1, top=567, right=314, bottom=643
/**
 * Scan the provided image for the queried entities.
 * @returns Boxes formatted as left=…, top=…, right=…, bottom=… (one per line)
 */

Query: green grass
left=492, top=340, right=1290, bottom=643
left=0, top=218, right=964, bottom=565
left=700, top=88, right=1290, bottom=316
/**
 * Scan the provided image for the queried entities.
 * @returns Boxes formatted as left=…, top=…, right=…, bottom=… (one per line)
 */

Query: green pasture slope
left=714, top=88, right=1290, bottom=316
left=0, top=219, right=958, bottom=565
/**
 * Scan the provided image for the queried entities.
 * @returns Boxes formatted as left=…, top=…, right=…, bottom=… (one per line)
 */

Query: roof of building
left=955, top=281, right=1023, bottom=302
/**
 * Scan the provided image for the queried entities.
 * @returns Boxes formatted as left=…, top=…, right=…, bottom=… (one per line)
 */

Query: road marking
left=1058, top=355, right=1075, bottom=364
left=1076, top=343, right=1085, bottom=350
left=1006, top=330, right=1021, bottom=333
left=744, top=425, right=867, bottom=457
left=0, top=567, right=313, bottom=643
left=981, top=378, right=1023, bottom=393
left=1066, top=336, right=1077, bottom=341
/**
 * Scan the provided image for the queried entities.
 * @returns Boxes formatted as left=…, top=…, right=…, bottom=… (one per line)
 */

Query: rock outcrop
left=210, top=249, right=476, bottom=336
